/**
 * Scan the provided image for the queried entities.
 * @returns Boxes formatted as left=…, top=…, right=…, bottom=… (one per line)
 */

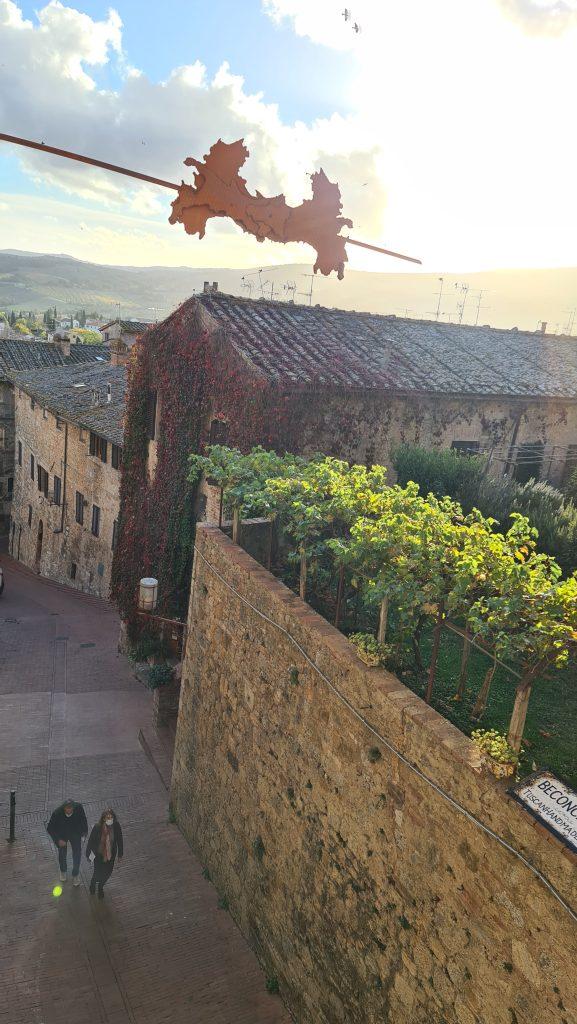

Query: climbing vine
left=111, top=300, right=311, bottom=632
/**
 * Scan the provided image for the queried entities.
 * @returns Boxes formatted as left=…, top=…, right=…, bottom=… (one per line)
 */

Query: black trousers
left=58, top=835, right=82, bottom=876
left=90, top=856, right=115, bottom=891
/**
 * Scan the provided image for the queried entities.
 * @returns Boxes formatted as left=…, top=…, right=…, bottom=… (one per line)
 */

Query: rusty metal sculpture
left=0, top=133, right=422, bottom=274
left=169, top=139, right=353, bottom=278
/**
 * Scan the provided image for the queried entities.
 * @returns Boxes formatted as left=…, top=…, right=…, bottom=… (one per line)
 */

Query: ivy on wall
left=111, top=300, right=308, bottom=630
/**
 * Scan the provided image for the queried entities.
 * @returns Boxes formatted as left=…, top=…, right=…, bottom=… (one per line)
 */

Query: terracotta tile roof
left=192, top=292, right=577, bottom=400
left=100, top=319, right=152, bottom=333
left=12, top=362, right=125, bottom=446
left=0, top=339, right=109, bottom=380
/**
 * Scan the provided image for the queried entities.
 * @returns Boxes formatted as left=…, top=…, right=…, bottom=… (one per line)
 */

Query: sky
left=1, top=0, right=577, bottom=273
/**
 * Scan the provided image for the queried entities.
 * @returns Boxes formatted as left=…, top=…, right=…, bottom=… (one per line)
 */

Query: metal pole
left=7, top=790, right=15, bottom=843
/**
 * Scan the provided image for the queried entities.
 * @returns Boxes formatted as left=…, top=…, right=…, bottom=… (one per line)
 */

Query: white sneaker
left=59, top=871, right=67, bottom=882
left=73, top=876, right=80, bottom=887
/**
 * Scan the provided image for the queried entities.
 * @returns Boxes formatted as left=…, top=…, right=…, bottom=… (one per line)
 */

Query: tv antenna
left=454, top=282, right=469, bottom=325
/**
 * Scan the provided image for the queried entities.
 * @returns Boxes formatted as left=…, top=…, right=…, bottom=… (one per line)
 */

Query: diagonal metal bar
left=0, top=132, right=423, bottom=264
left=0, top=132, right=180, bottom=190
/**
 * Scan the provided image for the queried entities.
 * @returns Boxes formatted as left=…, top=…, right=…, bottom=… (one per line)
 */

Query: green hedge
left=392, top=445, right=577, bottom=573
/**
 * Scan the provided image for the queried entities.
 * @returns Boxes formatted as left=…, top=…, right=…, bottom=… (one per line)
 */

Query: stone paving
left=0, top=553, right=290, bottom=1024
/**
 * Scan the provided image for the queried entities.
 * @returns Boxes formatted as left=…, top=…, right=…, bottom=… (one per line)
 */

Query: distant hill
left=2, top=250, right=577, bottom=333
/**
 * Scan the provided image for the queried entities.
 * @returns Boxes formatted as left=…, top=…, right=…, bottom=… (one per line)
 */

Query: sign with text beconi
left=510, top=771, right=577, bottom=853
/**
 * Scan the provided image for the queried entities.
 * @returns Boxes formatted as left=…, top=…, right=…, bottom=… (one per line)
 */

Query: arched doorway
left=35, top=519, right=43, bottom=573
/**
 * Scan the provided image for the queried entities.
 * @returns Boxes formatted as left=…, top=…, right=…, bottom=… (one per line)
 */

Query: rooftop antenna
left=240, top=276, right=253, bottom=298
left=283, top=281, right=297, bottom=301
left=300, top=273, right=315, bottom=306
left=455, top=282, right=469, bottom=325
left=471, top=289, right=488, bottom=327
left=563, top=308, right=576, bottom=335
left=435, top=277, right=444, bottom=321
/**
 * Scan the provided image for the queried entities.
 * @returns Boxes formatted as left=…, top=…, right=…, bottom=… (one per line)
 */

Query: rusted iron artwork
left=0, top=133, right=422, bottom=273
left=169, top=139, right=353, bottom=279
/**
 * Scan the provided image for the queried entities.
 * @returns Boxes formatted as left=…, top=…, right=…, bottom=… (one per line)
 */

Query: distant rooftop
left=177, top=291, right=577, bottom=400
left=100, top=319, right=152, bottom=334
left=0, top=338, right=109, bottom=382
left=13, top=362, right=125, bottom=446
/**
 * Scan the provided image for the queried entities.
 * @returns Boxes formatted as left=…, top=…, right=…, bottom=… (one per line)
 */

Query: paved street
left=0, top=553, right=289, bottom=1024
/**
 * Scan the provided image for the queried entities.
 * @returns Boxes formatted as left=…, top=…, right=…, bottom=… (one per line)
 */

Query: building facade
left=10, top=362, right=125, bottom=598
left=0, top=338, right=109, bottom=533
left=112, top=287, right=577, bottom=624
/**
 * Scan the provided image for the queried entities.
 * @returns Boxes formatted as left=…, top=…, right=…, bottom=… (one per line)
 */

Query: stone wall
left=172, top=525, right=577, bottom=1024
left=293, top=392, right=577, bottom=488
left=10, top=386, right=121, bottom=597
left=0, top=380, right=14, bottom=532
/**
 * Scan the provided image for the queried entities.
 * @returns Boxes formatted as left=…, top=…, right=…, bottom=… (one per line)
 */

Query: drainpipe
left=55, top=421, right=68, bottom=533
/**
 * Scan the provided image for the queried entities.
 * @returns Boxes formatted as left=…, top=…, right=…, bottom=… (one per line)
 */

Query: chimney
left=54, top=332, right=71, bottom=358
left=91, top=387, right=101, bottom=407
left=540, top=321, right=547, bottom=335
left=203, top=281, right=211, bottom=294
left=212, top=281, right=218, bottom=292
left=110, top=339, right=129, bottom=366
left=106, top=383, right=112, bottom=404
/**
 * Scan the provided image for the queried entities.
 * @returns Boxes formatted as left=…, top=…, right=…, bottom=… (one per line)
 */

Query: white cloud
left=497, top=0, right=577, bottom=35
left=0, top=0, right=383, bottom=268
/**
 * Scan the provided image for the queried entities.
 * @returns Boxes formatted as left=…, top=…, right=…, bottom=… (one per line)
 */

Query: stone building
left=0, top=337, right=109, bottom=532
left=112, top=287, right=577, bottom=622
left=10, top=361, right=125, bottom=598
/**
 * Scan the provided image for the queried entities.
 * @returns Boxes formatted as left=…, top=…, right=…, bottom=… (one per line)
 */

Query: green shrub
left=392, top=444, right=577, bottom=573
left=145, top=662, right=173, bottom=690
left=563, top=468, right=577, bottom=504
left=128, top=631, right=169, bottom=663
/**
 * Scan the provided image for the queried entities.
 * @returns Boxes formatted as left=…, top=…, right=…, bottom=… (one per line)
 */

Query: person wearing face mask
left=86, top=808, right=123, bottom=898
left=46, top=799, right=88, bottom=886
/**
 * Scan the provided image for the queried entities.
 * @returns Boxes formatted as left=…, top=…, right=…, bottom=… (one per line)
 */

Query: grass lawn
left=398, top=627, right=577, bottom=788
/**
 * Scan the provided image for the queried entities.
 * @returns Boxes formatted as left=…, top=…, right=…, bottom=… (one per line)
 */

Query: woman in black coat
left=86, top=808, right=123, bottom=898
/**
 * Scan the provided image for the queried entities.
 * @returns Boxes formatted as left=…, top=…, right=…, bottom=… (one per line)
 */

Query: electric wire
left=193, top=542, right=577, bottom=926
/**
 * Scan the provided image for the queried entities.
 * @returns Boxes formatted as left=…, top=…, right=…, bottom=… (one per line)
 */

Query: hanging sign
left=510, top=771, right=577, bottom=853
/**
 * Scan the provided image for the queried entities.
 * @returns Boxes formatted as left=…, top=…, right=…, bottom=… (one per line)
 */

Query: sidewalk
left=0, top=554, right=290, bottom=1024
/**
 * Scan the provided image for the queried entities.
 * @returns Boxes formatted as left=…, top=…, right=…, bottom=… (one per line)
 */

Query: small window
left=513, top=442, right=544, bottom=484
left=43, top=408, right=48, bottom=420
left=70, top=563, right=77, bottom=580
left=91, top=504, right=100, bottom=537
left=28, top=504, right=32, bottom=527
left=75, top=491, right=84, bottom=525
left=451, top=441, right=480, bottom=456
left=147, top=389, right=158, bottom=441
left=18, top=440, right=22, bottom=467
left=30, top=397, right=35, bottom=410
left=30, top=454, right=35, bottom=480
left=111, top=444, right=122, bottom=470
left=89, top=432, right=107, bottom=462
left=54, top=475, right=62, bottom=506
left=97, top=562, right=104, bottom=578
left=37, top=465, right=48, bottom=497
left=112, top=519, right=119, bottom=550
left=56, top=418, right=63, bottom=431
left=7, top=476, right=13, bottom=496
left=209, top=417, right=229, bottom=446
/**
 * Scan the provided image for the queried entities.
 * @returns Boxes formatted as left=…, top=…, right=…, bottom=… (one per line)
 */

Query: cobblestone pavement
left=0, top=554, right=290, bottom=1024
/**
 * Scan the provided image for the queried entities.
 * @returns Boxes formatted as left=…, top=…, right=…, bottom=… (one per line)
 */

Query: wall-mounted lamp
left=139, top=577, right=158, bottom=612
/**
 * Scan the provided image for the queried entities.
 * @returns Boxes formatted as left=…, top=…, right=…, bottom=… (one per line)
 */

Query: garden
left=189, top=445, right=577, bottom=785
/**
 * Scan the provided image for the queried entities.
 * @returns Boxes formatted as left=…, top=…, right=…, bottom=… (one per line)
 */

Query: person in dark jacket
left=46, top=799, right=88, bottom=886
left=86, top=808, right=123, bottom=898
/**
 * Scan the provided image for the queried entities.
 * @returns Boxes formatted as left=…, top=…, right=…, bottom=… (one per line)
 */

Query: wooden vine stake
left=232, top=507, right=241, bottom=545
left=471, top=653, right=498, bottom=720
left=425, top=602, right=445, bottom=704
left=377, top=596, right=389, bottom=644
left=508, top=664, right=542, bottom=753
